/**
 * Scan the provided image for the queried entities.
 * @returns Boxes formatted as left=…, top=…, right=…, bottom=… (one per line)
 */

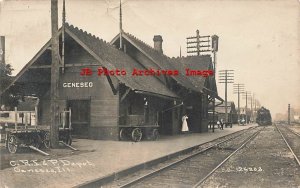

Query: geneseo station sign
left=62, top=82, right=93, bottom=88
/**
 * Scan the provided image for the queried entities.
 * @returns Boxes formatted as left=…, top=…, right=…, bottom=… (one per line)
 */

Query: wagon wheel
left=131, top=128, right=142, bottom=142
left=7, top=135, right=18, bottom=154
left=152, top=129, right=159, bottom=141
left=43, top=131, right=51, bottom=149
left=119, top=128, right=126, bottom=141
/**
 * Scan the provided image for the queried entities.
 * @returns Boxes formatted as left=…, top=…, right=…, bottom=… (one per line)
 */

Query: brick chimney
left=153, top=35, right=163, bottom=53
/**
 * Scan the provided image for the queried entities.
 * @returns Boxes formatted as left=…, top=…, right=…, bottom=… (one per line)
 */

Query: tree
left=0, top=61, right=18, bottom=109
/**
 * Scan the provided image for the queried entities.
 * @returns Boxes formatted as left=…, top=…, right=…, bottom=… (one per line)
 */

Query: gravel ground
left=0, top=125, right=256, bottom=188
left=201, top=125, right=300, bottom=188
left=289, top=124, right=300, bottom=134
left=104, top=127, right=262, bottom=187
left=0, top=139, right=91, bottom=170
left=277, top=124, right=300, bottom=160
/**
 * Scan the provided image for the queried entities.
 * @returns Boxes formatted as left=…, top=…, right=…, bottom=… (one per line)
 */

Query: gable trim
left=1, top=38, right=53, bottom=95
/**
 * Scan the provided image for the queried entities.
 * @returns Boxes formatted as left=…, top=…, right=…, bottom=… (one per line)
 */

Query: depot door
left=68, top=100, right=90, bottom=138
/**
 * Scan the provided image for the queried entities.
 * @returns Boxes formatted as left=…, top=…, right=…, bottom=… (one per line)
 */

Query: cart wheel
left=152, top=129, right=159, bottom=141
left=119, top=128, right=126, bottom=141
left=131, top=128, right=142, bottom=142
left=7, top=135, right=18, bottom=154
left=43, top=132, right=51, bottom=149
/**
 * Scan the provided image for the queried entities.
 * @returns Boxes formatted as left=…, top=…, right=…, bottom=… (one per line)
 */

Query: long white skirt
left=182, top=119, right=189, bottom=132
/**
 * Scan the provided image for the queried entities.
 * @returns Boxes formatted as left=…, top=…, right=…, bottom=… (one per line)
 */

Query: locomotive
left=256, top=107, right=272, bottom=126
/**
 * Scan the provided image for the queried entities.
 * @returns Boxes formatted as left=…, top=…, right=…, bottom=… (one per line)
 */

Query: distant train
left=256, top=107, right=272, bottom=126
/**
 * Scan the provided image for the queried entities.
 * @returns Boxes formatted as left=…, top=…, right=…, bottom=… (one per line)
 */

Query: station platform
left=0, top=124, right=257, bottom=188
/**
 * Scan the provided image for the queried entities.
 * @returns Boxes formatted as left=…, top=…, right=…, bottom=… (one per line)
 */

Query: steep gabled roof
left=111, top=32, right=222, bottom=101
left=2, top=23, right=179, bottom=99
left=65, top=24, right=178, bottom=99
left=172, top=56, right=222, bottom=101
left=172, top=56, right=211, bottom=91
left=111, top=32, right=196, bottom=91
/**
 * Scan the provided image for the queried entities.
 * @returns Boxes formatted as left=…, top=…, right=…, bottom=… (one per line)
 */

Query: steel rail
left=192, top=126, right=264, bottom=188
left=118, top=126, right=258, bottom=188
left=275, top=124, right=300, bottom=166
left=284, top=126, right=300, bottom=137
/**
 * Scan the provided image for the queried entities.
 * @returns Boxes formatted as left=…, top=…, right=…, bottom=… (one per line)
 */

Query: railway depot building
left=215, top=101, right=238, bottom=123
left=1, top=23, right=222, bottom=140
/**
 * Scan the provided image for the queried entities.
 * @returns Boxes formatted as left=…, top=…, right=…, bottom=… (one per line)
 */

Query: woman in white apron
left=181, top=115, right=189, bottom=133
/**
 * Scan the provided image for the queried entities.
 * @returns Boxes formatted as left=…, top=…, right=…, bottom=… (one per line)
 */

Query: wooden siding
left=38, top=38, right=120, bottom=139
left=90, top=99, right=118, bottom=127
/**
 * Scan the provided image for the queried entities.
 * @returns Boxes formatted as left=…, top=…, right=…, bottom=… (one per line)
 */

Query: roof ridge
left=171, top=55, right=211, bottom=59
left=125, top=32, right=153, bottom=49
left=66, top=23, right=111, bottom=46
left=124, top=32, right=174, bottom=62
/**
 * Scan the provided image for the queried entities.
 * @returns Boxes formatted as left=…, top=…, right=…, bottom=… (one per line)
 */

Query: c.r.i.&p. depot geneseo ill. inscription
left=10, top=159, right=95, bottom=173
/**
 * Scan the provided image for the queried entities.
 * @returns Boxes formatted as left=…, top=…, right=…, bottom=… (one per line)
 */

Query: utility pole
left=50, top=0, right=60, bottom=148
left=250, top=95, right=253, bottom=123
left=288, top=104, right=290, bottom=125
left=252, top=93, right=255, bottom=122
left=254, top=98, right=258, bottom=121
left=218, top=70, right=234, bottom=123
left=119, top=0, right=123, bottom=49
left=186, top=30, right=211, bottom=56
left=233, top=83, right=245, bottom=124
left=186, top=31, right=219, bottom=132
left=61, top=0, right=66, bottom=73
left=242, top=91, right=251, bottom=124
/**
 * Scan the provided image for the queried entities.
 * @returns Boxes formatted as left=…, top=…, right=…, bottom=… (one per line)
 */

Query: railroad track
left=285, top=126, right=300, bottom=137
left=104, top=126, right=263, bottom=188
left=275, top=124, right=300, bottom=166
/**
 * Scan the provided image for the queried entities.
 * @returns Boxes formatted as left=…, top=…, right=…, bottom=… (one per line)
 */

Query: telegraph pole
left=252, top=93, right=255, bottom=122
left=250, top=95, right=253, bottom=123
left=50, top=0, right=60, bottom=148
left=288, top=104, right=290, bottom=125
left=242, top=91, right=251, bottom=124
left=61, top=0, right=66, bottom=73
left=186, top=31, right=219, bottom=131
left=233, top=83, right=245, bottom=123
left=186, top=30, right=212, bottom=56
left=218, top=70, right=234, bottom=123
left=119, top=0, right=123, bottom=49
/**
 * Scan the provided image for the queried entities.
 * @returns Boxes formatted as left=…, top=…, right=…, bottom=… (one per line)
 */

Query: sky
left=0, top=0, right=299, bottom=117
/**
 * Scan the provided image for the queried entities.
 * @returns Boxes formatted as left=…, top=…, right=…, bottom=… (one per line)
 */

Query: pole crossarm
left=233, top=83, right=245, bottom=123
left=241, top=91, right=251, bottom=124
left=218, top=70, right=234, bottom=123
